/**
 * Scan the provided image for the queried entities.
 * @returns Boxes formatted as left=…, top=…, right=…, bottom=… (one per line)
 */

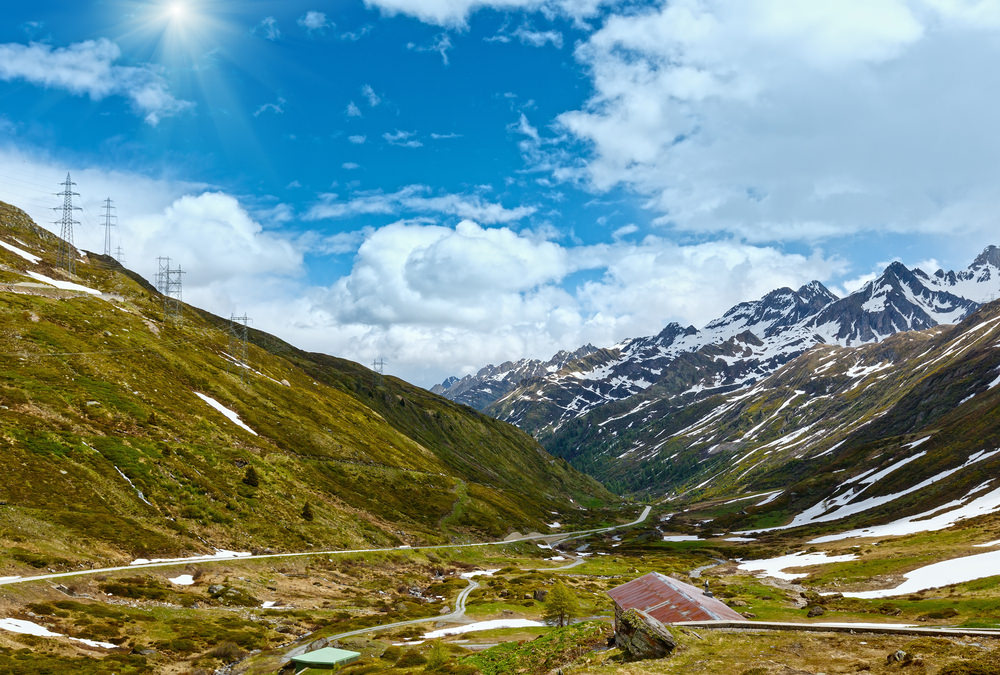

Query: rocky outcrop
left=615, top=608, right=676, bottom=662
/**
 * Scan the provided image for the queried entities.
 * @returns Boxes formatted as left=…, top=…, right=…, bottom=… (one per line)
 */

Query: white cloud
left=255, top=16, right=281, bottom=41
left=309, top=221, right=845, bottom=384
left=552, top=0, right=1000, bottom=244
left=253, top=97, right=286, bottom=117
left=342, top=162, right=360, bottom=170
left=364, top=0, right=609, bottom=27
left=361, top=84, right=381, bottom=107
left=406, top=33, right=452, bottom=65
left=345, top=101, right=362, bottom=117
left=298, top=11, right=331, bottom=32
left=347, top=134, right=367, bottom=144
left=512, top=27, right=563, bottom=48
left=304, top=185, right=536, bottom=224
left=383, top=130, right=423, bottom=148
left=0, top=38, right=191, bottom=125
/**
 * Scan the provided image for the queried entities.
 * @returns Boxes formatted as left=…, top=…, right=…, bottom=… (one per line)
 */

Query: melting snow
left=974, top=539, right=1000, bottom=548
left=0, top=617, right=117, bottom=649
left=903, top=436, right=932, bottom=449
left=423, top=619, right=544, bottom=638
left=25, top=271, right=101, bottom=295
left=168, top=574, right=194, bottom=586
left=738, top=551, right=859, bottom=580
left=460, top=569, right=501, bottom=579
left=547, top=522, right=561, bottom=529
left=194, top=393, right=258, bottom=435
left=662, top=535, right=702, bottom=542
left=114, top=466, right=151, bottom=505
left=0, top=239, right=41, bottom=264
left=723, top=536, right=756, bottom=542
left=841, top=549, right=1000, bottom=598
left=810, top=478, right=1000, bottom=543
left=757, top=491, right=783, bottom=507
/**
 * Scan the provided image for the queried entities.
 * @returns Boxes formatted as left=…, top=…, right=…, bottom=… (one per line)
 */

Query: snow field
left=738, top=551, right=859, bottom=581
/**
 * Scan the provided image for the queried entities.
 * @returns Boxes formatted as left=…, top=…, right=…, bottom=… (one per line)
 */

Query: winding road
left=0, top=505, right=652, bottom=588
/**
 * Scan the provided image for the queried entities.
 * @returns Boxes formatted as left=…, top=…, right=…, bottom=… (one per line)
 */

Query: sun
left=166, top=1, right=188, bottom=22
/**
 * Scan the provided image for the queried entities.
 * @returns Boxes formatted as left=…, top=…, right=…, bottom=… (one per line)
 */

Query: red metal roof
left=607, top=572, right=745, bottom=623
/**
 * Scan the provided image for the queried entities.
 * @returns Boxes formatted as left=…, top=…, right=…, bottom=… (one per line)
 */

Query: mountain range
left=434, top=248, right=1000, bottom=442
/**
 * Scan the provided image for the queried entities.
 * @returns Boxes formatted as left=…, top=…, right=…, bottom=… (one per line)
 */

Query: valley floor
left=4, top=502, right=1000, bottom=674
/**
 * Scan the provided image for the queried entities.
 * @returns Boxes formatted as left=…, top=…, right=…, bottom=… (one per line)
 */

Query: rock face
left=615, top=608, right=676, bottom=662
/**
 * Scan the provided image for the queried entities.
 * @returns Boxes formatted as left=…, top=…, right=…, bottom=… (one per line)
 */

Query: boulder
left=615, top=609, right=677, bottom=661
left=806, top=605, right=826, bottom=617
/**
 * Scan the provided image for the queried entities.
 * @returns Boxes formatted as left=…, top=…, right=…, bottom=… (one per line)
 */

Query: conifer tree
left=543, top=581, right=578, bottom=627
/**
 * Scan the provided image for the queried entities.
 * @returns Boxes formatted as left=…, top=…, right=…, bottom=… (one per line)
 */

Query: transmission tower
left=52, top=173, right=81, bottom=274
left=372, top=356, right=386, bottom=388
left=114, top=245, right=126, bottom=265
left=155, top=256, right=185, bottom=323
left=229, top=313, right=252, bottom=382
left=101, top=197, right=116, bottom=257
left=155, top=256, right=171, bottom=294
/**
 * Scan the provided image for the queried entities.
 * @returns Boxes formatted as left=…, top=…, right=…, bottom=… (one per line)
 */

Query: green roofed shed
left=290, top=646, right=361, bottom=670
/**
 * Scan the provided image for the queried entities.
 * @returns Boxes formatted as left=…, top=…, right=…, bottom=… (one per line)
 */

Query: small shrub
left=396, top=649, right=428, bottom=667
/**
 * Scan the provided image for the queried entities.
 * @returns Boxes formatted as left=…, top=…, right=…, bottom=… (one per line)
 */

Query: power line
left=52, top=174, right=81, bottom=275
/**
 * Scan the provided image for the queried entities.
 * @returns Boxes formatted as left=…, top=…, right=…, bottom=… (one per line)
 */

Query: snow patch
left=738, top=551, right=859, bottom=581
left=423, top=619, right=544, bottom=638
left=840, top=549, right=1000, bottom=598
left=0, top=239, right=40, bottom=264
left=662, top=535, right=702, bottom=542
left=168, top=574, right=194, bottom=586
left=460, top=569, right=501, bottom=579
left=194, top=392, right=258, bottom=435
left=25, top=271, right=101, bottom=295
left=0, top=617, right=117, bottom=649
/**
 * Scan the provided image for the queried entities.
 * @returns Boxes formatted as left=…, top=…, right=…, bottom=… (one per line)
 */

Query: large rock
left=615, top=608, right=677, bottom=661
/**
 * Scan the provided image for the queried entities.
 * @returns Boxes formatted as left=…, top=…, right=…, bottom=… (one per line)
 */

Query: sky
left=2, top=0, right=1000, bottom=385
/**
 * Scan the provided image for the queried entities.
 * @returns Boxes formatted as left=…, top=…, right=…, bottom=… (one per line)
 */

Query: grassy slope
left=0, top=201, right=611, bottom=574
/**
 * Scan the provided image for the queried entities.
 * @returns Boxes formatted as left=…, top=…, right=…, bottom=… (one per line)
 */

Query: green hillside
left=0, top=201, right=611, bottom=576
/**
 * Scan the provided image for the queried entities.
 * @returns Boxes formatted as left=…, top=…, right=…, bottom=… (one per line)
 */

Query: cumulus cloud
left=0, top=38, right=191, bottom=125
left=304, top=185, right=536, bottom=223
left=347, top=134, right=367, bottom=144
left=307, top=221, right=846, bottom=383
left=345, top=101, right=362, bottom=117
left=553, top=0, right=1000, bottom=244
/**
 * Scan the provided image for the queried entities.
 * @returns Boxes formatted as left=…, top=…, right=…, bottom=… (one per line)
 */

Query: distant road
left=0, top=505, right=652, bottom=587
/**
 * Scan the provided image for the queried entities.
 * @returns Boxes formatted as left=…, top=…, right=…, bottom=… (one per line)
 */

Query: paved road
left=0, top=505, right=652, bottom=588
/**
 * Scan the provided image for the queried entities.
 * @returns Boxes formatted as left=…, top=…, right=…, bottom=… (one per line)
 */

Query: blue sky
left=2, top=0, right=1000, bottom=385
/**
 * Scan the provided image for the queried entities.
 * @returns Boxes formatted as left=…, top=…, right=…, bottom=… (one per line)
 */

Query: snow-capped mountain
left=919, top=244, right=1000, bottom=303
left=430, top=344, right=599, bottom=410
left=435, top=248, right=1000, bottom=438
left=547, top=298, right=1000, bottom=536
